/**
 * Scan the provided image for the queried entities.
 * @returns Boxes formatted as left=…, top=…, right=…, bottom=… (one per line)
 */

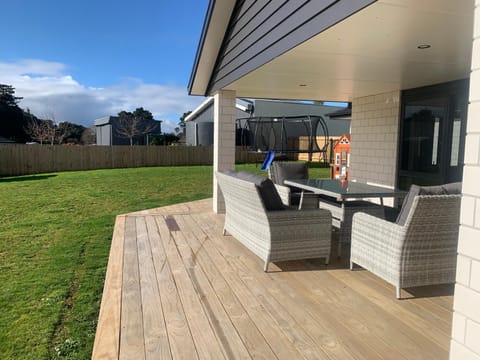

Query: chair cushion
left=269, top=162, right=308, bottom=185
left=233, top=171, right=285, bottom=211
left=396, top=182, right=462, bottom=225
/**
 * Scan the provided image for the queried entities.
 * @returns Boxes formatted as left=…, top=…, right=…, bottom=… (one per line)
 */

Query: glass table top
left=284, top=179, right=406, bottom=200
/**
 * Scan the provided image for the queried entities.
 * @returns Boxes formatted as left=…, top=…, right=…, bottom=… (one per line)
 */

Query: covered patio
left=186, top=1, right=480, bottom=358
left=92, top=199, right=453, bottom=359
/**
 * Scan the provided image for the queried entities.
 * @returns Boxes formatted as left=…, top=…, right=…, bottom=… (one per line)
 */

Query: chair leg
left=349, top=261, right=353, bottom=270
left=222, top=227, right=227, bottom=236
left=264, top=261, right=269, bottom=272
left=396, top=287, right=401, bottom=299
left=325, top=256, right=329, bottom=265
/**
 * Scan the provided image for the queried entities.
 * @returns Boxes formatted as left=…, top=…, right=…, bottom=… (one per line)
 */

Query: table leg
left=298, top=190, right=304, bottom=210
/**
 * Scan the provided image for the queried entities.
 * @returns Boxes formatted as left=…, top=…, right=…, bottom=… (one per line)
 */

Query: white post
left=449, top=3, right=480, bottom=359
left=213, top=90, right=236, bottom=213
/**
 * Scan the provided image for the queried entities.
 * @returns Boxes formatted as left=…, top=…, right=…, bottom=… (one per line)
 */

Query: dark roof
left=325, top=107, right=352, bottom=119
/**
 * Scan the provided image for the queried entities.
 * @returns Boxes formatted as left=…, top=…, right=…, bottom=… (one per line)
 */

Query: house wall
left=450, top=2, right=480, bottom=358
left=185, top=101, right=247, bottom=146
left=96, top=124, right=112, bottom=146
left=349, top=90, right=401, bottom=190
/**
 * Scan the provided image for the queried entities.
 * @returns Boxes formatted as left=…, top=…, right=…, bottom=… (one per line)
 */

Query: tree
left=25, top=118, right=56, bottom=145
left=149, top=132, right=179, bottom=145
left=0, top=84, right=30, bottom=142
left=80, top=127, right=96, bottom=145
left=57, top=122, right=86, bottom=144
left=177, top=111, right=191, bottom=134
left=0, top=84, right=22, bottom=107
left=115, top=108, right=159, bottom=146
left=133, top=107, right=154, bottom=121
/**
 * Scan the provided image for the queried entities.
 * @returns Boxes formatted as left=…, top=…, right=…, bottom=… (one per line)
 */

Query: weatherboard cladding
left=208, top=0, right=375, bottom=95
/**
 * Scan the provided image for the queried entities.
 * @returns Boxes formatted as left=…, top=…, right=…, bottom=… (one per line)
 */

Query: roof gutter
left=188, top=0, right=216, bottom=95
left=187, top=0, right=237, bottom=96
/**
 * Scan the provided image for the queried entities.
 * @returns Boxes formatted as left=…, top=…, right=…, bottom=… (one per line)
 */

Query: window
left=398, top=80, right=468, bottom=190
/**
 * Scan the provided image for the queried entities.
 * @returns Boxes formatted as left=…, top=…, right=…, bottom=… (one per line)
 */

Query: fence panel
left=0, top=144, right=314, bottom=176
left=0, top=144, right=218, bottom=176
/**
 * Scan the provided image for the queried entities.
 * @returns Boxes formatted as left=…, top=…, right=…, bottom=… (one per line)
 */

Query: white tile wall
left=450, top=2, right=480, bottom=358
left=349, top=90, right=401, bottom=189
left=213, top=90, right=236, bottom=213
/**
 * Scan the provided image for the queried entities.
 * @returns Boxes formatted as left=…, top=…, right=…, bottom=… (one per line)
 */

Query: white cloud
left=0, top=59, right=204, bottom=132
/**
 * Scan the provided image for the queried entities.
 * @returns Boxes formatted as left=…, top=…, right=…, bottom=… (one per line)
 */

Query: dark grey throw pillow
left=235, top=171, right=285, bottom=211
left=439, top=182, right=462, bottom=195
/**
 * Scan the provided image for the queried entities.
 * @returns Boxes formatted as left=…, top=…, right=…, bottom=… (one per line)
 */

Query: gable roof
left=189, top=0, right=473, bottom=102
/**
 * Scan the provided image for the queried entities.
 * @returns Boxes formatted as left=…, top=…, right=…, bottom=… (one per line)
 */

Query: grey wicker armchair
left=350, top=188, right=461, bottom=299
left=216, top=171, right=332, bottom=272
left=268, top=161, right=319, bottom=208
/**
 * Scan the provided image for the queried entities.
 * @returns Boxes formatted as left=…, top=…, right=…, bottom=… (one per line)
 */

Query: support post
left=213, top=90, right=236, bottom=213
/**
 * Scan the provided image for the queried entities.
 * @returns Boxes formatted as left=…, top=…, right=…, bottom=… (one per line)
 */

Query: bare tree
left=116, top=110, right=158, bottom=146
left=25, top=119, right=56, bottom=145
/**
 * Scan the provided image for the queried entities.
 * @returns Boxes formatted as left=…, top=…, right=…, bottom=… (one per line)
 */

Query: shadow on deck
left=92, top=198, right=453, bottom=359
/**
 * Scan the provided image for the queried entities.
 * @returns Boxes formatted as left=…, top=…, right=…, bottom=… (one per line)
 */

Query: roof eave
left=188, top=0, right=237, bottom=96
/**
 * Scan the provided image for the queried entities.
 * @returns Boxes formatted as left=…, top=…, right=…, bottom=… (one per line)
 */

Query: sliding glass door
left=398, top=80, right=468, bottom=190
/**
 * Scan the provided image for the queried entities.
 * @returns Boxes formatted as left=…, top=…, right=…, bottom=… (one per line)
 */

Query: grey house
left=185, top=97, right=350, bottom=146
left=95, top=116, right=162, bottom=146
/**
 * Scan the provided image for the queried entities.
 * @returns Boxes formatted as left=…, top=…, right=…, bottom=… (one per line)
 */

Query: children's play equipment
left=331, top=134, right=351, bottom=180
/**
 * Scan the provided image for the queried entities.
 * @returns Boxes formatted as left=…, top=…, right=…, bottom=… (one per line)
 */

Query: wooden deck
left=92, top=198, right=454, bottom=360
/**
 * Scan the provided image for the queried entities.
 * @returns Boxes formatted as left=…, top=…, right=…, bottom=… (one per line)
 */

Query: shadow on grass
left=0, top=174, right=57, bottom=183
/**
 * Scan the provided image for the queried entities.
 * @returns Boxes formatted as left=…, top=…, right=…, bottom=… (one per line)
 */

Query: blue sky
left=0, top=0, right=209, bottom=132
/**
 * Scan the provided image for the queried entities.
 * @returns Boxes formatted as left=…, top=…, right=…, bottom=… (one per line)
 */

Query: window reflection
left=450, top=118, right=461, bottom=167
left=401, top=104, right=445, bottom=173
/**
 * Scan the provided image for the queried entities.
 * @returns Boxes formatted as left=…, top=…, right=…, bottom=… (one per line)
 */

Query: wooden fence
left=0, top=142, right=335, bottom=176
left=0, top=144, right=268, bottom=176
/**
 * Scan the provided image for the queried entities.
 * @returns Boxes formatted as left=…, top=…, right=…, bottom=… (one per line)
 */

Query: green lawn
left=0, top=163, right=329, bottom=359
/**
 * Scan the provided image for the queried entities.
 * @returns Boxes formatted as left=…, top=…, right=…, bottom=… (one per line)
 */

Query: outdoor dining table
left=283, top=178, right=406, bottom=209
left=284, top=178, right=407, bottom=256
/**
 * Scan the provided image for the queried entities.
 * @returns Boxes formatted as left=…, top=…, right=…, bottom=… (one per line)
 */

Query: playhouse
left=331, top=134, right=351, bottom=180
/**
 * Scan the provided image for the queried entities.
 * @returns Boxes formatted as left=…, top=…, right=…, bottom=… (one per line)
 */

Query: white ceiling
left=224, top=0, right=474, bottom=102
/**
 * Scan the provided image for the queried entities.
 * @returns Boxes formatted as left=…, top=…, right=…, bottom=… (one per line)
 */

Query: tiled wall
left=213, top=90, right=236, bottom=213
left=450, top=2, right=480, bottom=358
left=349, top=91, right=401, bottom=205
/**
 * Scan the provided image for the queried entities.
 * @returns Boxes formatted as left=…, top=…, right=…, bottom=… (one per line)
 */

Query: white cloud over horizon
left=0, top=59, right=204, bottom=132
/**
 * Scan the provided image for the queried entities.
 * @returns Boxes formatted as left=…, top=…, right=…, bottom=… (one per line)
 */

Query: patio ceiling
left=205, top=0, right=474, bottom=102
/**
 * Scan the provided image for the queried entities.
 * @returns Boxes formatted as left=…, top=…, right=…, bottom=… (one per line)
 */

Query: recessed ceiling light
left=417, top=44, right=431, bottom=49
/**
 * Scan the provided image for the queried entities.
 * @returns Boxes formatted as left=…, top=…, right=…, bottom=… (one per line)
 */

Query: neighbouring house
left=94, top=116, right=162, bottom=146
left=188, top=1, right=479, bottom=358
left=185, top=97, right=350, bottom=146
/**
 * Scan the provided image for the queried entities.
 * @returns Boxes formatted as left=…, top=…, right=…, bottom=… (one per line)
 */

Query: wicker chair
left=268, top=161, right=319, bottom=208
left=216, top=171, right=332, bottom=272
left=350, top=193, right=461, bottom=299
left=319, top=197, right=386, bottom=256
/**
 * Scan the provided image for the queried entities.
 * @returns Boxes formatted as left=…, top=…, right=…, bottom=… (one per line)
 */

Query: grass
left=0, top=162, right=329, bottom=359
left=0, top=166, right=212, bottom=359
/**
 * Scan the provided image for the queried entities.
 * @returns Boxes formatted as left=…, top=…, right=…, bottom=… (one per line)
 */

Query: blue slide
left=261, top=151, right=275, bottom=171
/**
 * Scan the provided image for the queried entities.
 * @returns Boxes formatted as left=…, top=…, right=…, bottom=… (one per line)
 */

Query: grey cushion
left=396, top=182, right=462, bottom=225
left=435, top=182, right=462, bottom=195
left=232, top=171, right=285, bottom=211
left=270, top=162, right=308, bottom=186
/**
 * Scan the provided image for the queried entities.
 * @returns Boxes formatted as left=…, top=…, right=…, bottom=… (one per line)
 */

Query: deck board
left=93, top=198, right=454, bottom=359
